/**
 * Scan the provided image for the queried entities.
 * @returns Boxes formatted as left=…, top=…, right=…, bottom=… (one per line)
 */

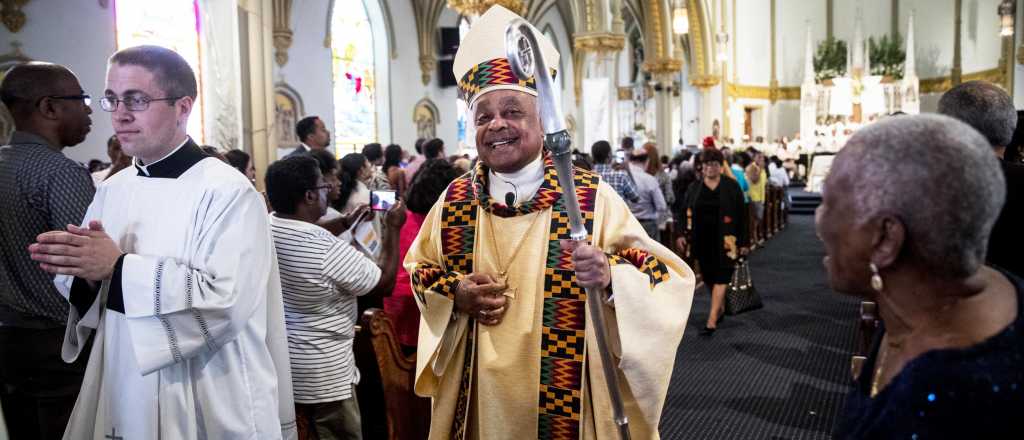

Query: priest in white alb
left=405, top=6, right=696, bottom=440
left=29, top=45, right=297, bottom=439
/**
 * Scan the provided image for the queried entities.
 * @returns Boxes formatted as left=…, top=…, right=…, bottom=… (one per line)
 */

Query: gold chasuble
left=406, top=157, right=696, bottom=440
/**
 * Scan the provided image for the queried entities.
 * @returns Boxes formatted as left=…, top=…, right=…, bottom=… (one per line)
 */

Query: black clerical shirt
left=69, top=139, right=210, bottom=316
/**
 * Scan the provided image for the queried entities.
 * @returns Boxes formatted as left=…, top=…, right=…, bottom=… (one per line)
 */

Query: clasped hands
left=28, top=220, right=123, bottom=283
left=453, top=241, right=610, bottom=326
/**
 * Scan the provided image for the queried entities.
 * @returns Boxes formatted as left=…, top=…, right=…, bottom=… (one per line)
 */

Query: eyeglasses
left=99, top=95, right=182, bottom=112
left=46, top=95, right=91, bottom=106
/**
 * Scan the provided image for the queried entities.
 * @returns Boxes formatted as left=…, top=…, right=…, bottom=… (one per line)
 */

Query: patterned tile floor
left=659, top=215, right=859, bottom=439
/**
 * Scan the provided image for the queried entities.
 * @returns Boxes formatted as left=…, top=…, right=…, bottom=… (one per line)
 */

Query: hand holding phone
left=370, top=190, right=397, bottom=211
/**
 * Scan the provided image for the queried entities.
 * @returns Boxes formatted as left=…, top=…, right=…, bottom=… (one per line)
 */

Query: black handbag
left=725, top=258, right=763, bottom=315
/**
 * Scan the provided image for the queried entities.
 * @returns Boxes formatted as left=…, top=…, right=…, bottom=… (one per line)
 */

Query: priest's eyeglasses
left=46, top=95, right=91, bottom=106
left=99, top=95, right=182, bottom=112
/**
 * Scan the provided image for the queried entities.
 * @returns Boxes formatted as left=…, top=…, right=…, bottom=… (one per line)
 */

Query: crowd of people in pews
left=0, top=39, right=1022, bottom=440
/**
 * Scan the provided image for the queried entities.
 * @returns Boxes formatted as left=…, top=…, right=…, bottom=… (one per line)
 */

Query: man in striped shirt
left=265, top=156, right=405, bottom=439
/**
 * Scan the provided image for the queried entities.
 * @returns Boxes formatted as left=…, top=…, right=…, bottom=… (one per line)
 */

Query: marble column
left=952, top=0, right=963, bottom=85
left=891, top=0, right=899, bottom=38
left=574, top=32, right=626, bottom=152
left=654, top=72, right=676, bottom=155
left=826, top=0, right=834, bottom=39
left=691, top=75, right=720, bottom=142
left=239, top=0, right=276, bottom=191
left=646, top=58, right=684, bottom=155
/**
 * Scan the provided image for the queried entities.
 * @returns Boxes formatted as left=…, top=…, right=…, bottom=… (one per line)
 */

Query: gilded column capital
left=690, top=74, right=720, bottom=89
left=2, top=0, right=30, bottom=33
left=419, top=55, right=437, bottom=86
left=643, top=57, right=684, bottom=75
left=272, top=0, right=294, bottom=67
left=447, top=0, right=524, bottom=16
left=573, top=32, right=626, bottom=53
left=414, top=1, right=446, bottom=87
left=273, top=30, right=294, bottom=66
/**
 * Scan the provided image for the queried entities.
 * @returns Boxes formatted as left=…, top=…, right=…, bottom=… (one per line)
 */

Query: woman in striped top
left=265, top=156, right=405, bottom=439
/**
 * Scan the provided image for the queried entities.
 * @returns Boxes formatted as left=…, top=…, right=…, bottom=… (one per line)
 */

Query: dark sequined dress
left=836, top=269, right=1024, bottom=439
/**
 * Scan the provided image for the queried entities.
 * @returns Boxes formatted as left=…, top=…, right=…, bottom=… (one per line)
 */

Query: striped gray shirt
left=269, top=214, right=380, bottom=404
left=0, top=131, right=94, bottom=327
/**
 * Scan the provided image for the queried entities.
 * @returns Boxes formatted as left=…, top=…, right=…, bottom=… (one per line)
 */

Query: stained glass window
left=114, top=0, right=205, bottom=143
left=331, top=0, right=377, bottom=155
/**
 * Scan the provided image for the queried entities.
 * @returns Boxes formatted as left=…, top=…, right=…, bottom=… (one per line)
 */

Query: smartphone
left=369, top=190, right=397, bottom=211
left=615, top=150, right=626, bottom=163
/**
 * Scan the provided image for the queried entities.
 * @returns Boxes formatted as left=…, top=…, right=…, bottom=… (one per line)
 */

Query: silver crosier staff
left=505, top=19, right=632, bottom=440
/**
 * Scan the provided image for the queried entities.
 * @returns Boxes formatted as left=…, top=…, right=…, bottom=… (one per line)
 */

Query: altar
left=798, top=15, right=919, bottom=192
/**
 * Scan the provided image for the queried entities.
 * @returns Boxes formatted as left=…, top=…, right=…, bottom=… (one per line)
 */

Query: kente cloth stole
left=436, top=159, right=601, bottom=440
left=607, top=248, right=671, bottom=289
left=437, top=175, right=478, bottom=440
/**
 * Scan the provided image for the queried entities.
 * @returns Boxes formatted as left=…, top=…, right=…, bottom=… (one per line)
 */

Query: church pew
left=747, top=204, right=758, bottom=247
left=775, top=186, right=784, bottom=233
left=773, top=186, right=782, bottom=233
left=774, top=185, right=782, bottom=232
left=778, top=185, right=786, bottom=228
left=356, top=309, right=431, bottom=440
left=772, top=185, right=788, bottom=231
left=761, top=189, right=771, bottom=240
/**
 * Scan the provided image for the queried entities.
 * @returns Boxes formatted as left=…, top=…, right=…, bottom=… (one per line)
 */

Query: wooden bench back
left=358, top=308, right=431, bottom=440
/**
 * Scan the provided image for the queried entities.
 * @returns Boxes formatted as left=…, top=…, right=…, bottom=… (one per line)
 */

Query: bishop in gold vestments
left=405, top=9, right=694, bottom=439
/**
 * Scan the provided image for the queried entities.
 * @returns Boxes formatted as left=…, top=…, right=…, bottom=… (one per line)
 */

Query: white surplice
left=55, top=155, right=297, bottom=439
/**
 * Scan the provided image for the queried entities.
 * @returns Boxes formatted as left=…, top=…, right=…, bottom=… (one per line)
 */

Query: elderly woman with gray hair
left=820, top=114, right=1024, bottom=439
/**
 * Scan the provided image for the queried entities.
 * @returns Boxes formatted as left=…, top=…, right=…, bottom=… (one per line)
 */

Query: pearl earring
left=869, top=262, right=884, bottom=292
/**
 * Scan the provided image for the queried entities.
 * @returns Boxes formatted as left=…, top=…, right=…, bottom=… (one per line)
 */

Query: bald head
left=832, top=114, right=1004, bottom=278
left=1, top=62, right=80, bottom=121
left=938, top=80, right=1017, bottom=149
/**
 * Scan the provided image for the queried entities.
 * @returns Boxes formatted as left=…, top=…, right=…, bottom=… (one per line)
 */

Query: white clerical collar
left=134, top=137, right=191, bottom=176
left=488, top=154, right=544, bottom=207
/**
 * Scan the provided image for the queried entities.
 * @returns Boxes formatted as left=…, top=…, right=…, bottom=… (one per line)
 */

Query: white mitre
left=452, top=5, right=560, bottom=108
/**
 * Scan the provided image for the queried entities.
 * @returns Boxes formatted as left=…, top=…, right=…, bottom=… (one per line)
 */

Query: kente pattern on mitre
left=457, top=57, right=556, bottom=104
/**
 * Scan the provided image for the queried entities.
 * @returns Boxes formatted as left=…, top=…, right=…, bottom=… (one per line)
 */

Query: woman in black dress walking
left=680, top=148, right=749, bottom=335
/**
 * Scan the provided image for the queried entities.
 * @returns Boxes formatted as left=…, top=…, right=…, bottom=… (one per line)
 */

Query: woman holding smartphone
left=337, top=153, right=374, bottom=215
